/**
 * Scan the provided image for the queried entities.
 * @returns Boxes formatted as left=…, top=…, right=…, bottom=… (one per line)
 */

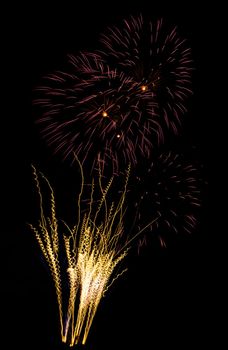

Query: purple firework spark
left=127, top=151, right=202, bottom=249
left=99, top=14, right=193, bottom=136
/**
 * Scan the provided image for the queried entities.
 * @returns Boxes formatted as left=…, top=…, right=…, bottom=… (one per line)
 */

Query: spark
left=140, top=85, right=148, bottom=92
left=102, top=111, right=109, bottom=117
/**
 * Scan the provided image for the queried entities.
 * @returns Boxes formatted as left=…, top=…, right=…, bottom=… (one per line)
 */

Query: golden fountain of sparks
left=29, top=160, right=159, bottom=347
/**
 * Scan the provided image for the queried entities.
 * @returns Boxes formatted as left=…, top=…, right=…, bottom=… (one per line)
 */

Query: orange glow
left=102, top=111, right=108, bottom=117
left=141, top=85, right=148, bottom=92
left=117, top=134, right=121, bottom=138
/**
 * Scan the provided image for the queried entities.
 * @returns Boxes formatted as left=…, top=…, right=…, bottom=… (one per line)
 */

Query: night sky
left=2, top=2, right=221, bottom=349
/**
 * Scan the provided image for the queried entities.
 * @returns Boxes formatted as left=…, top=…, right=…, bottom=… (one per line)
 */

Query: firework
left=34, top=15, right=192, bottom=173
left=99, top=14, right=193, bottom=137
left=29, top=161, right=159, bottom=346
left=127, top=150, right=202, bottom=250
left=34, top=51, right=162, bottom=174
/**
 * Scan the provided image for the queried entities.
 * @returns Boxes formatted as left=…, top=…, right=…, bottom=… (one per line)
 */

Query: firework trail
left=33, top=15, right=192, bottom=173
left=29, top=161, right=159, bottom=346
left=127, top=150, right=202, bottom=250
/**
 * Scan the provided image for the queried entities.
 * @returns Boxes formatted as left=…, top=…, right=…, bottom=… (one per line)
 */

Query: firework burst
left=33, top=15, right=192, bottom=173
left=99, top=14, right=193, bottom=137
left=34, top=51, right=162, bottom=174
left=68, top=52, right=157, bottom=173
left=127, top=150, right=202, bottom=250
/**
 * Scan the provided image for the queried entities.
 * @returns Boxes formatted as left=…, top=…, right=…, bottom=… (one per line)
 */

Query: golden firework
left=29, top=160, right=159, bottom=347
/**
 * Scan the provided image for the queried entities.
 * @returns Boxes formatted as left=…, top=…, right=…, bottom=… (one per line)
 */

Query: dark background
left=2, top=1, right=221, bottom=349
